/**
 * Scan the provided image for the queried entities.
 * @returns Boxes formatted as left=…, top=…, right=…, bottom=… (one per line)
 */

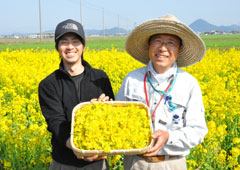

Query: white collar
left=148, top=61, right=177, bottom=82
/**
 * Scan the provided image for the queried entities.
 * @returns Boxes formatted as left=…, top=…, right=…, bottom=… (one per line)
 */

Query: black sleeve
left=38, top=79, right=70, bottom=147
left=102, top=73, right=115, bottom=100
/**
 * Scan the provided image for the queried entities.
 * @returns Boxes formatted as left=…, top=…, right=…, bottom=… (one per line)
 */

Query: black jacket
left=38, top=60, right=114, bottom=167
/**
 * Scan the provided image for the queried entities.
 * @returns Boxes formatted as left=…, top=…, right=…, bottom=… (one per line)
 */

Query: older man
left=116, top=15, right=208, bottom=170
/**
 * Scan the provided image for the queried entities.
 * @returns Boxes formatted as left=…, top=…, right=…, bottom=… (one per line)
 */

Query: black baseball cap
left=55, top=19, right=85, bottom=49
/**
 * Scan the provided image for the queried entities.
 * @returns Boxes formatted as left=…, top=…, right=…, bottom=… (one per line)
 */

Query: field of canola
left=0, top=47, right=239, bottom=170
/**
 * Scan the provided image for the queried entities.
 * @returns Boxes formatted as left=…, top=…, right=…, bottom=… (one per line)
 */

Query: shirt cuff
left=166, top=130, right=184, bottom=148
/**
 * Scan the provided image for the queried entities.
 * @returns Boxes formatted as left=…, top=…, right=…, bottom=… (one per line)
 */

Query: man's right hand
left=90, top=93, right=113, bottom=102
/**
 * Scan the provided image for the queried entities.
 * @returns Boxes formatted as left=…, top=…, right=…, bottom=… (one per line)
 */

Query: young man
left=116, top=15, right=208, bottom=170
left=38, top=19, right=114, bottom=170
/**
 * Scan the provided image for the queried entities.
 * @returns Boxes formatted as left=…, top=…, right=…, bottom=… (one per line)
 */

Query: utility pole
left=80, top=0, right=82, bottom=24
left=39, top=0, right=42, bottom=41
left=126, top=19, right=128, bottom=35
left=118, top=15, right=120, bottom=36
left=102, top=8, right=105, bottom=38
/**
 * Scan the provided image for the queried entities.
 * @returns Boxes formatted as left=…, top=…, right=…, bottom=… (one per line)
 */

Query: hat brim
left=125, top=19, right=206, bottom=67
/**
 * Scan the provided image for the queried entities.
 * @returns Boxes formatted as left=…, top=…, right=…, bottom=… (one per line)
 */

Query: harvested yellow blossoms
left=73, top=103, right=152, bottom=153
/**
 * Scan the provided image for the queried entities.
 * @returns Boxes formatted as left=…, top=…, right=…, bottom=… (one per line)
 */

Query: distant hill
left=189, top=19, right=240, bottom=33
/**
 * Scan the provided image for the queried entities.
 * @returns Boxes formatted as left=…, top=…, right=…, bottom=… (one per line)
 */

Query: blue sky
left=1, top=0, right=239, bottom=35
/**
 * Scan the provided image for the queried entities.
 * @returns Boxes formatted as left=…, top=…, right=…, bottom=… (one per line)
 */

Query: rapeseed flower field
left=0, top=48, right=239, bottom=170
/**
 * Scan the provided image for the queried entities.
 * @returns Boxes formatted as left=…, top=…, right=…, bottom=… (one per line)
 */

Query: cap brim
left=55, top=30, right=83, bottom=40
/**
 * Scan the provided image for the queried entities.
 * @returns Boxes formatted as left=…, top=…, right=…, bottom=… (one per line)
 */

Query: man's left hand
left=143, top=129, right=169, bottom=157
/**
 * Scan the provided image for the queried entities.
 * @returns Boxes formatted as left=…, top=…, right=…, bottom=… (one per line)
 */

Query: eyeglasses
left=149, top=39, right=180, bottom=48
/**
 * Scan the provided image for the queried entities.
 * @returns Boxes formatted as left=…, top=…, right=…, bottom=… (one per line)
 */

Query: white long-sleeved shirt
left=116, top=61, right=208, bottom=156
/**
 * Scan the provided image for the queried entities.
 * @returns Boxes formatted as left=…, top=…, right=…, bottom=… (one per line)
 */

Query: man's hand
left=66, top=138, right=72, bottom=149
left=66, top=138, right=106, bottom=161
left=91, top=93, right=113, bottom=102
left=143, top=129, right=169, bottom=157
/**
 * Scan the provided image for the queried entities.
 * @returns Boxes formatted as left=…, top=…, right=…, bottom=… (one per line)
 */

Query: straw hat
left=125, top=14, right=206, bottom=67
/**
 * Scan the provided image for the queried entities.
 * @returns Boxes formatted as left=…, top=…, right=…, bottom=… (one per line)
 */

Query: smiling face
left=58, top=32, right=84, bottom=67
left=148, top=34, right=183, bottom=74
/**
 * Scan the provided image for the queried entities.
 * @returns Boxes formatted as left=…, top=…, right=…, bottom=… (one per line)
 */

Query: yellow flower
left=217, top=149, right=226, bottom=166
left=233, top=138, right=240, bottom=145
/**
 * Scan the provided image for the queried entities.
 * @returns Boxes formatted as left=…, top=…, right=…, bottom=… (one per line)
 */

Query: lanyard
left=144, top=70, right=177, bottom=120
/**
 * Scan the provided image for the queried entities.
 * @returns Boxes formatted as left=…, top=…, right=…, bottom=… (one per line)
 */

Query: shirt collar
left=147, top=61, right=177, bottom=83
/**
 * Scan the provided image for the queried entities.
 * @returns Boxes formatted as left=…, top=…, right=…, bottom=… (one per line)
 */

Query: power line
left=81, top=0, right=135, bottom=30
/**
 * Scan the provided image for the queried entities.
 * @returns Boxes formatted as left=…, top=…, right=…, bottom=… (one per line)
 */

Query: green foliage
left=86, top=37, right=125, bottom=50
left=200, top=34, right=240, bottom=48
